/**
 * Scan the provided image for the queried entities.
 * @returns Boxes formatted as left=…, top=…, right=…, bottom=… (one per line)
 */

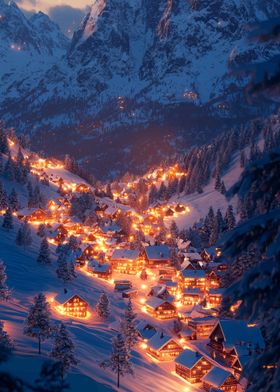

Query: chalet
left=114, top=280, right=132, bottom=292
left=207, top=288, right=225, bottom=308
left=179, top=269, right=206, bottom=291
left=81, top=244, right=95, bottom=260
left=178, top=327, right=196, bottom=341
left=165, top=281, right=179, bottom=297
left=136, top=321, right=157, bottom=341
left=231, top=347, right=251, bottom=378
left=144, top=245, right=170, bottom=266
left=206, top=270, right=222, bottom=289
left=111, top=249, right=144, bottom=274
left=182, top=288, right=203, bottom=306
left=175, top=204, right=186, bottom=213
left=17, top=208, right=48, bottom=223
left=208, top=320, right=265, bottom=365
left=185, top=252, right=203, bottom=263
left=87, top=260, right=112, bottom=279
left=202, top=366, right=238, bottom=392
left=76, top=183, right=90, bottom=193
left=122, top=289, right=138, bottom=298
left=165, top=208, right=174, bottom=217
left=147, top=332, right=183, bottom=361
left=54, top=291, right=88, bottom=318
left=175, top=349, right=212, bottom=383
left=201, top=247, right=221, bottom=262
left=188, top=317, right=217, bottom=339
left=145, top=297, right=177, bottom=319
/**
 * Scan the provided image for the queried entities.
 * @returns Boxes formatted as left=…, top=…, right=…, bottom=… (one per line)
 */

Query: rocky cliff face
left=0, top=0, right=279, bottom=178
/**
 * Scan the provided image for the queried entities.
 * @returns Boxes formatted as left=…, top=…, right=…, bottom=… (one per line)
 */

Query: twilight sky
left=17, top=0, right=90, bottom=35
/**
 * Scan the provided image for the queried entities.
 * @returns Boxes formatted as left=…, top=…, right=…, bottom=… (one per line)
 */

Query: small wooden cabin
left=175, top=349, right=212, bottom=383
left=147, top=332, right=183, bottom=361
left=206, top=270, right=221, bottom=289
left=54, top=291, right=88, bottom=318
left=207, top=288, right=224, bottom=308
left=179, top=269, right=206, bottom=291
left=145, top=297, right=177, bottom=319
left=111, top=249, right=144, bottom=274
left=76, top=183, right=90, bottom=193
left=114, top=280, right=132, bottom=292
left=87, top=260, right=112, bottom=279
left=188, top=317, right=217, bottom=339
left=202, top=366, right=238, bottom=392
left=182, top=288, right=203, bottom=306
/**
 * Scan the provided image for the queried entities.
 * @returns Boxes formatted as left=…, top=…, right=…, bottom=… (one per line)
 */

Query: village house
left=145, top=297, right=177, bottom=319
left=208, top=319, right=265, bottom=365
left=179, top=269, right=206, bottom=291
left=148, top=285, right=170, bottom=300
left=54, top=291, right=89, bottom=318
left=231, top=346, right=251, bottom=378
left=75, top=183, right=90, bottom=193
left=206, top=270, right=222, bottom=289
left=175, top=349, right=212, bottom=383
left=207, top=288, right=225, bottom=308
left=87, top=259, right=112, bottom=279
left=111, top=249, right=144, bottom=274
left=17, top=208, right=48, bottom=223
left=144, top=245, right=170, bottom=266
left=147, top=332, right=183, bottom=361
left=165, top=281, right=179, bottom=297
left=114, top=280, right=132, bottom=292
left=202, top=366, right=238, bottom=392
left=80, top=244, right=95, bottom=260
left=188, top=316, right=217, bottom=339
left=182, top=288, right=203, bottom=306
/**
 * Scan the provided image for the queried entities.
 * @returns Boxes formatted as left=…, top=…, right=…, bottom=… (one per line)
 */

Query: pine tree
left=0, top=154, right=3, bottom=175
left=0, top=126, right=9, bottom=154
left=100, top=333, right=133, bottom=389
left=8, top=188, right=19, bottom=212
left=0, top=260, right=11, bottom=302
left=35, top=361, right=69, bottom=392
left=2, top=208, right=13, bottom=230
left=140, top=269, right=148, bottom=280
left=240, top=150, right=247, bottom=168
left=37, top=224, right=47, bottom=238
left=96, top=292, right=110, bottom=320
left=120, top=298, right=138, bottom=349
left=0, top=320, right=13, bottom=363
left=170, top=220, right=179, bottom=238
left=4, top=153, right=15, bottom=181
left=16, top=222, right=32, bottom=249
left=50, top=323, right=78, bottom=379
left=38, top=238, right=51, bottom=264
left=0, top=181, right=8, bottom=211
left=224, top=205, right=236, bottom=231
left=220, top=181, right=226, bottom=194
left=24, top=293, right=52, bottom=354
left=56, top=253, right=76, bottom=283
left=215, top=173, right=222, bottom=191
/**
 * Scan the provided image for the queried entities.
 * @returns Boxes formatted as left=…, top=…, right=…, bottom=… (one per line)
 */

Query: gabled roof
left=185, top=252, right=202, bottom=262
left=111, top=249, right=140, bottom=260
left=136, top=320, right=157, bottom=340
left=145, top=297, right=173, bottom=309
left=54, top=290, right=87, bottom=305
left=148, top=332, right=175, bottom=351
left=202, top=366, right=233, bottom=387
left=175, top=349, right=203, bottom=369
left=145, top=245, right=170, bottom=260
left=212, top=320, right=265, bottom=350
left=181, top=269, right=206, bottom=279
left=87, top=260, right=110, bottom=273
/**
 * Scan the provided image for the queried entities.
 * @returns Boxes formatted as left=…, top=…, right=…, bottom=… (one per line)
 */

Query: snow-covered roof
left=189, top=316, right=216, bottom=325
left=87, top=260, right=110, bottom=273
left=148, top=332, right=174, bottom=351
left=111, top=249, right=140, bottom=260
left=144, top=245, right=169, bottom=260
left=214, top=320, right=265, bottom=350
left=183, top=288, right=202, bottom=295
left=181, top=269, right=206, bottom=279
left=185, top=252, right=202, bottom=261
left=54, top=290, right=87, bottom=305
left=136, top=320, right=157, bottom=340
left=208, top=288, right=225, bottom=295
left=145, top=297, right=172, bottom=309
left=202, top=366, right=232, bottom=387
left=165, top=281, right=178, bottom=288
left=175, top=349, right=203, bottom=369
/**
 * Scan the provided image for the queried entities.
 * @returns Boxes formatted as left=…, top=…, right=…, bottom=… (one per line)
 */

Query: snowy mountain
left=0, top=1, right=68, bottom=102
left=0, top=0, right=279, bottom=178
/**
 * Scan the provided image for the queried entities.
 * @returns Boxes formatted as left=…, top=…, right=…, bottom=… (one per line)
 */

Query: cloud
left=48, top=5, right=88, bottom=36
